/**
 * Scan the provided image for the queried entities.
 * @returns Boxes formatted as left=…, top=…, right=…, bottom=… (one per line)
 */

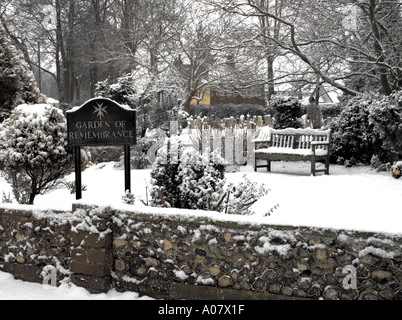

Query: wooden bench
left=253, top=128, right=332, bottom=176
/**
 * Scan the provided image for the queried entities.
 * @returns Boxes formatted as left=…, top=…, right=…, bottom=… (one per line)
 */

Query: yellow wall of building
left=191, top=89, right=211, bottom=106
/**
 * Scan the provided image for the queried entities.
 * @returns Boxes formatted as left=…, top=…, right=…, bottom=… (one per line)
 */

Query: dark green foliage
left=330, top=92, right=402, bottom=166
left=330, top=95, right=383, bottom=165
left=95, top=75, right=136, bottom=107
left=369, top=92, right=402, bottom=155
left=150, top=138, right=225, bottom=210
left=0, top=105, right=74, bottom=204
left=268, top=95, right=302, bottom=129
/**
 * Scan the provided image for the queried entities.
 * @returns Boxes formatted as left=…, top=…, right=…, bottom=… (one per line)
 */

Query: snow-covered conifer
left=0, top=104, right=73, bottom=204
left=150, top=138, right=225, bottom=210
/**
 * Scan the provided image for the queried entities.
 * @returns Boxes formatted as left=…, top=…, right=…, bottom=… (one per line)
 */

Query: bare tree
left=202, top=0, right=402, bottom=97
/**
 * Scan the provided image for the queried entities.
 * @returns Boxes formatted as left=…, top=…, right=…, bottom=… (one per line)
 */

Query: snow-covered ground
left=1, top=160, right=401, bottom=299
left=2, top=161, right=401, bottom=235
left=1, top=160, right=400, bottom=235
left=0, top=271, right=153, bottom=300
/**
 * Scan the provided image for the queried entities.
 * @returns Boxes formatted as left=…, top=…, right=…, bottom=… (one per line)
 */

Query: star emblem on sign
left=93, top=102, right=108, bottom=120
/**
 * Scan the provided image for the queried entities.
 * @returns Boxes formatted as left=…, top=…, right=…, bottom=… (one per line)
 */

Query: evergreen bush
left=150, top=137, right=225, bottom=210
left=330, top=92, right=402, bottom=166
left=267, top=95, right=302, bottom=129
left=0, top=104, right=74, bottom=204
left=369, top=91, right=402, bottom=156
left=149, top=138, right=276, bottom=215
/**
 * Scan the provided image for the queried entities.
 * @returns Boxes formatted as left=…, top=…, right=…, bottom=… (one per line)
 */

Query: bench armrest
left=252, top=139, right=271, bottom=144
left=311, top=141, right=330, bottom=146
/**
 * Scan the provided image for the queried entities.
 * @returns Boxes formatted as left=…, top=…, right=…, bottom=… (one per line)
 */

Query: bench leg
left=267, top=160, right=271, bottom=172
left=311, top=157, right=316, bottom=176
left=325, top=157, right=330, bottom=175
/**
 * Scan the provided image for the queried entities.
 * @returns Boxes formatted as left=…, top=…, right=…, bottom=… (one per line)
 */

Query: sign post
left=67, top=98, right=136, bottom=200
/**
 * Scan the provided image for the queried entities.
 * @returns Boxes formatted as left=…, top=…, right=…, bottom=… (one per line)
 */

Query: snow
left=358, top=246, right=396, bottom=259
left=0, top=271, right=153, bottom=300
left=270, top=128, right=332, bottom=136
left=15, top=103, right=51, bottom=116
left=255, top=147, right=328, bottom=157
left=1, top=161, right=401, bottom=235
left=67, top=97, right=132, bottom=113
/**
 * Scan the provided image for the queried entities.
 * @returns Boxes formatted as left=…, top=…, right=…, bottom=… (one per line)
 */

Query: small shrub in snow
left=150, top=139, right=276, bottom=215
left=392, top=161, right=402, bottom=179
left=370, top=155, right=392, bottom=173
left=177, top=147, right=226, bottom=210
left=224, top=176, right=272, bottom=216
left=150, top=138, right=225, bottom=210
left=1, top=191, right=12, bottom=204
left=122, top=190, right=136, bottom=205
left=268, top=95, right=302, bottom=129
left=64, top=181, right=87, bottom=195
left=0, top=104, right=74, bottom=204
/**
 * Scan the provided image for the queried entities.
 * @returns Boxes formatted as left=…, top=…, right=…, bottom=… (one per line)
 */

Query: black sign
left=67, top=98, right=136, bottom=147
left=66, top=98, right=136, bottom=200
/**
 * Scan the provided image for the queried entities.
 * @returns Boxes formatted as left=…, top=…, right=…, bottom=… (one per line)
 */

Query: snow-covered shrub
left=369, top=91, right=402, bottom=156
left=330, top=94, right=384, bottom=166
left=122, top=190, right=136, bottom=205
left=268, top=95, right=302, bottom=129
left=331, top=92, right=402, bottom=166
left=370, top=155, right=392, bottom=172
left=0, top=104, right=73, bottom=204
left=150, top=137, right=182, bottom=208
left=149, top=138, right=275, bottom=215
left=95, top=74, right=136, bottom=107
left=224, top=176, right=272, bottom=216
left=150, top=137, right=225, bottom=210
left=392, top=161, right=402, bottom=179
left=177, top=147, right=226, bottom=210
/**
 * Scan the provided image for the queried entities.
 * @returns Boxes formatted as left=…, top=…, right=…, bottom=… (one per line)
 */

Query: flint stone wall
left=0, top=206, right=73, bottom=284
left=1, top=204, right=401, bottom=300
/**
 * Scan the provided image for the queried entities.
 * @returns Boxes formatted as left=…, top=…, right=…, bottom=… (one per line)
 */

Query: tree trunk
left=182, top=90, right=196, bottom=114
left=369, top=0, right=392, bottom=95
left=267, top=55, right=275, bottom=102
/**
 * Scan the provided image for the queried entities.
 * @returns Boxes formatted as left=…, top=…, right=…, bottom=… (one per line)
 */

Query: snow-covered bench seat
left=253, top=128, right=332, bottom=176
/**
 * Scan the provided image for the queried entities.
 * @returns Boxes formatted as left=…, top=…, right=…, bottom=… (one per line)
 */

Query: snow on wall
left=0, top=204, right=401, bottom=300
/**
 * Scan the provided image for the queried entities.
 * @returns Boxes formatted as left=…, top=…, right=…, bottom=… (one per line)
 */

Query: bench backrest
left=269, top=128, right=332, bottom=150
